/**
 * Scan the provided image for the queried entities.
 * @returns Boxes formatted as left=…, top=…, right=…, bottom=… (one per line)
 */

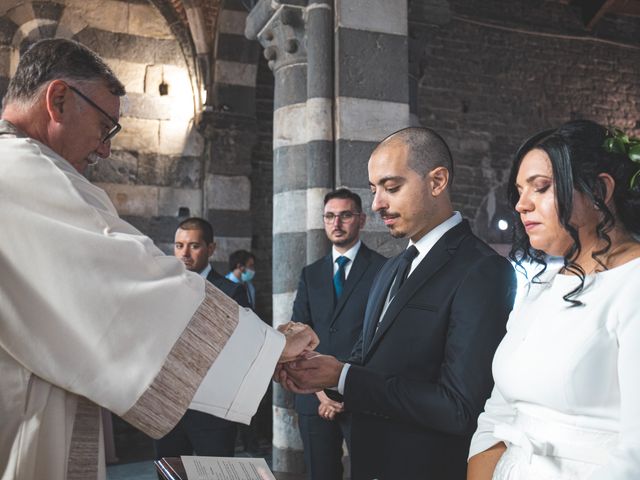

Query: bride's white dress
left=469, top=258, right=640, bottom=479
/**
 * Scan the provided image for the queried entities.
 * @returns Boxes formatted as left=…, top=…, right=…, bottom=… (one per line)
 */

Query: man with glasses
left=291, top=188, right=386, bottom=480
left=0, top=38, right=317, bottom=480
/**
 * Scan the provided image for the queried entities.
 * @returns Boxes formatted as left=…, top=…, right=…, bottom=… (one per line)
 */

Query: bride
left=467, top=120, right=640, bottom=479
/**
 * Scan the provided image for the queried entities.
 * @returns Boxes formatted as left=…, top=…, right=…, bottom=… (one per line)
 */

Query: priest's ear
left=44, top=80, right=69, bottom=122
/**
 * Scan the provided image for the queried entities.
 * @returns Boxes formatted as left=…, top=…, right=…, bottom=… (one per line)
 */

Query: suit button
left=329, top=328, right=337, bottom=333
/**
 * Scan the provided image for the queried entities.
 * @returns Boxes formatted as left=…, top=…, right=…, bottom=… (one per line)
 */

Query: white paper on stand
left=181, top=456, right=277, bottom=480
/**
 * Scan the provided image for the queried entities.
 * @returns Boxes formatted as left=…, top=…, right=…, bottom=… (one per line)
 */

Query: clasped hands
left=276, top=322, right=344, bottom=399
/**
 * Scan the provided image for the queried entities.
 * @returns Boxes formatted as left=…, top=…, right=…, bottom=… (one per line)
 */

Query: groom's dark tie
left=389, top=245, right=419, bottom=299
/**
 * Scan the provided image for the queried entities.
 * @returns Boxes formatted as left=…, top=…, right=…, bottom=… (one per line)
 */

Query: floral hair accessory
left=602, top=127, right=640, bottom=189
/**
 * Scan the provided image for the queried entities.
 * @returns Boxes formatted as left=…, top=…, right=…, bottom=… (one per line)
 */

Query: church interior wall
left=410, top=0, right=640, bottom=244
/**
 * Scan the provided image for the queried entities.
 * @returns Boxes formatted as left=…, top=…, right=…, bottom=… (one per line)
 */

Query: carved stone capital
left=247, top=2, right=307, bottom=72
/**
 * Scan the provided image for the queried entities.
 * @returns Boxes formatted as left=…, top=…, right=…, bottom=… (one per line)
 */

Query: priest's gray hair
left=3, top=38, right=125, bottom=110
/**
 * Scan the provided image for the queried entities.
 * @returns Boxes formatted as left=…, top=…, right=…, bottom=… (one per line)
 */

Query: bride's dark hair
left=507, top=119, right=640, bottom=305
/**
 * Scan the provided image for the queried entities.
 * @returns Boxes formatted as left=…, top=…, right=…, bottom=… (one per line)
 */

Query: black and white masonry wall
left=247, top=0, right=409, bottom=473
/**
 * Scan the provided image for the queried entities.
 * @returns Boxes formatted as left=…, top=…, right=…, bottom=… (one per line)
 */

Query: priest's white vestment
left=0, top=121, right=285, bottom=480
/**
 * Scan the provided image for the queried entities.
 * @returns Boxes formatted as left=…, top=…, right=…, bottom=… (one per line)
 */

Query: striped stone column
left=304, top=0, right=334, bottom=263
left=334, top=0, right=410, bottom=257
left=247, top=0, right=410, bottom=473
left=247, top=2, right=310, bottom=474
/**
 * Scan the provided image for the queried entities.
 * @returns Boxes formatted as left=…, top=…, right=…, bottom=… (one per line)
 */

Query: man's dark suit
left=207, top=269, right=250, bottom=309
left=155, top=267, right=250, bottom=459
left=344, top=221, right=516, bottom=480
left=292, top=243, right=386, bottom=480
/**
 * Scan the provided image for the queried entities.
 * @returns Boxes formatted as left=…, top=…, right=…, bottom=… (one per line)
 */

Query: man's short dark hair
left=3, top=38, right=125, bottom=109
left=323, top=188, right=363, bottom=212
left=376, top=127, right=454, bottom=183
left=178, top=217, right=214, bottom=245
left=228, top=250, right=256, bottom=271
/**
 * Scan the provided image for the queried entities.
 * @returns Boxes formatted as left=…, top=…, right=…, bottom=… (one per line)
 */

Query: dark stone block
left=0, top=77, right=9, bottom=105
left=207, top=126, right=255, bottom=176
left=306, top=228, right=330, bottom=264
left=0, top=18, right=18, bottom=45
left=306, top=7, right=332, bottom=99
left=86, top=150, right=139, bottom=185
left=121, top=215, right=180, bottom=244
left=273, top=62, right=306, bottom=110
left=306, top=140, right=333, bottom=188
left=224, top=0, right=252, bottom=12
left=273, top=144, right=307, bottom=193
left=336, top=140, right=377, bottom=188
left=273, top=232, right=306, bottom=293
left=360, top=231, right=404, bottom=258
left=32, top=2, right=65, bottom=22
left=37, top=24, right=58, bottom=40
left=126, top=92, right=172, bottom=121
left=206, top=209, right=253, bottom=237
left=216, top=33, right=260, bottom=64
left=213, top=83, right=256, bottom=117
left=138, top=153, right=202, bottom=188
left=337, top=28, right=408, bottom=103
left=74, top=28, right=184, bottom=66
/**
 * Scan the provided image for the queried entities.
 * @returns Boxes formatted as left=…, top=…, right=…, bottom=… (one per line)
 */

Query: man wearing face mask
left=226, top=250, right=257, bottom=310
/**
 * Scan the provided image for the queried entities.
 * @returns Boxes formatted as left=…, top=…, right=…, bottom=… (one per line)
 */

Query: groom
left=282, top=127, right=517, bottom=479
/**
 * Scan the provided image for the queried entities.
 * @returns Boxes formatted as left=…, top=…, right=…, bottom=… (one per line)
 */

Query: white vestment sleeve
left=190, top=307, right=286, bottom=424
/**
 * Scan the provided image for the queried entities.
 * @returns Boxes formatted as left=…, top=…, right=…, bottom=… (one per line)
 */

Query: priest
left=0, top=38, right=317, bottom=480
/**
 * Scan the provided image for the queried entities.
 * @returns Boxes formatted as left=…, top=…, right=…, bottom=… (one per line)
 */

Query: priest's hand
left=278, top=322, right=319, bottom=363
left=281, top=353, right=344, bottom=394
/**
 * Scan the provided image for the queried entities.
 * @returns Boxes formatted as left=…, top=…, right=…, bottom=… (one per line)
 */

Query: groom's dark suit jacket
left=344, top=220, right=516, bottom=480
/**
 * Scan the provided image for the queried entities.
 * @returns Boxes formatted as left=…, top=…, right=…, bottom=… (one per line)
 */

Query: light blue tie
left=333, top=256, right=350, bottom=299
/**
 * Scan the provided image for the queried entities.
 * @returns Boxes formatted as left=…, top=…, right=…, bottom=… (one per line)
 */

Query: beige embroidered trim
left=67, top=397, right=100, bottom=480
left=121, top=282, right=239, bottom=438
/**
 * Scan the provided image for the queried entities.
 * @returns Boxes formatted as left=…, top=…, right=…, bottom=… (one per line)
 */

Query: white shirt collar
left=331, top=240, right=362, bottom=279
left=332, top=240, right=362, bottom=264
left=407, top=212, right=462, bottom=275
left=199, top=263, right=212, bottom=279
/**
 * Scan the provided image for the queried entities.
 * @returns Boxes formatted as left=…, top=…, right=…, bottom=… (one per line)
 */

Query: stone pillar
left=247, top=1, right=309, bottom=474
left=334, top=0, right=410, bottom=257
left=246, top=0, right=411, bottom=473
left=304, top=1, right=333, bottom=263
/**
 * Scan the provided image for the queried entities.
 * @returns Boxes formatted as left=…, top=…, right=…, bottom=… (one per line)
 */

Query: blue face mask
left=241, top=269, right=255, bottom=283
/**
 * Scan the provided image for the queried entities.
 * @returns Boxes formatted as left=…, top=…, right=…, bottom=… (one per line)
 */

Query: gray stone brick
left=337, top=28, right=408, bottom=103
left=216, top=33, right=261, bottom=64
left=273, top=144, right=307, bottom=194
left=86, top=150, right=139, bottom=185
left=206, top=209, right=253, bottom=237
left=138, top=154, right=202, bottom=188
left=0, top=77, right=9, bottom=104
left=213, top=83, right=256, bottom=117
left=306, top=140, right=333, bottom=189
left=32, top=2, right=65, bottom=22
left=121, top=215, right=180, bottom=244
left=336, top=139, right=377, bottom=188
left=0, top=18, right=18, bottom=45
left=273, top=232, right=306, bottom=294
left=206, top=126, right=255, bottom=176
left=273, top=62, right=307, bottom=110
left=125, top=92, right=172, bottom=121
left=74, top=28, right=184, bottom=66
